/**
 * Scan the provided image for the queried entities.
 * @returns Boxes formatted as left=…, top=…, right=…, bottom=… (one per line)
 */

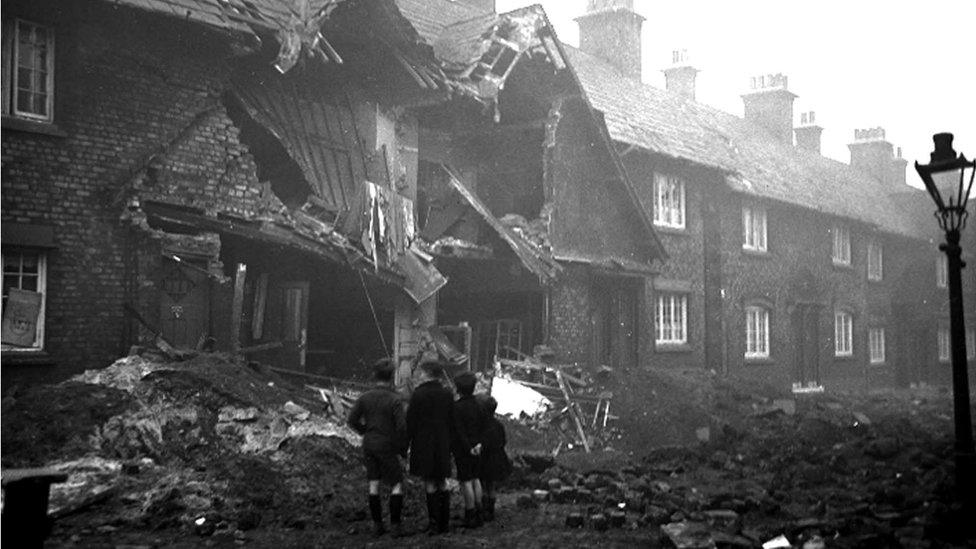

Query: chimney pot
left=795, top=111, right=822, bottom=154
left=849, top=127, right=906, bottom=187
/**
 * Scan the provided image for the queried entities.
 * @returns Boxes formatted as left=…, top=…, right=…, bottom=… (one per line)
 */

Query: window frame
left=834, top=310, right=853, bottom=357
left=655, top=292, right=688, bottom=345
left=744, top=305, right=770, bottom=359
left=2, top=18, right=56, bottom=123
left=936, top=255, right=948, bottom=288
left=968, top=328, right=975, bottom=361
left=867, top=241, right=883, bottom=281
left=868, top=327, right=885, bottom=364
left=938, top=327, right=951, bottom=363
left=1, top=248, right=48, bottom=352
left=742, top=205, right=768, bottom=253
left=832, top=224, right=851, bottom=266
left=652, top=173, right=686, bottom=230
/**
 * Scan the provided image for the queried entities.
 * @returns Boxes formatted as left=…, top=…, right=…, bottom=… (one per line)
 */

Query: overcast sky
left=496, top=0, right=976, bottom=186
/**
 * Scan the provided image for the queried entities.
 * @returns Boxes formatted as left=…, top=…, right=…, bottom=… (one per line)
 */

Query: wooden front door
left=792, top=304, right=822, bottom=388
left=279, top=280, right=309, bottom=370
left=159, top=259, right=210, bottom=348
left=592, top=278, right=638, bottom=370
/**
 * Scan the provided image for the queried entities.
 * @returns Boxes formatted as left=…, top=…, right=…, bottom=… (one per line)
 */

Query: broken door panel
left=277, top=280, right=309, bottom=370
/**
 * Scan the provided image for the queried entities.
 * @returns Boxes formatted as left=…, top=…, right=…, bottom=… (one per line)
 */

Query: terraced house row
left=2, top=0, right=973, bottom=393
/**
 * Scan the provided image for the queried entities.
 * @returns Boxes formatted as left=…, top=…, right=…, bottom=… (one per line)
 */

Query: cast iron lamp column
left=915, top=132, right=976, bottom=501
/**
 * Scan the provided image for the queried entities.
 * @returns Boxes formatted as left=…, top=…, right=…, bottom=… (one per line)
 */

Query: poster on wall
left=2, top=288, right=42, bottom=347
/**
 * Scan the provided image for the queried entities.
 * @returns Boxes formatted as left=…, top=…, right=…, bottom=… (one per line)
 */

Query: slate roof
left=563, top=46, right=926, bottom=239
left=394, top=0, right=489, bottom=43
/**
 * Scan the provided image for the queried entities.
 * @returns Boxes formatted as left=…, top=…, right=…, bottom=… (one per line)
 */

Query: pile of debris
left=1, top=350, right=376, bottom=536
left=487, top=348, right=614, bottom=454
left=503, top=374, right=972, bottom=548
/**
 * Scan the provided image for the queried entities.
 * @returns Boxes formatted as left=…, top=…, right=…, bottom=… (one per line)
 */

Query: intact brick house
left=566, top=0, right=975, bottom=391
left=2, top=0, right=667, bottom=385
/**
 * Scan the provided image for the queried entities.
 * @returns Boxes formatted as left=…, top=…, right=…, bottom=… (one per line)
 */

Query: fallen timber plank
left=556, top=370, right=591, bottom=453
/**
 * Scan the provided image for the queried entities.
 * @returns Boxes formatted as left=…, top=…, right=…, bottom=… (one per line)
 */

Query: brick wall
left=1, top=2, right=264, bottom=384
left=548, top=265, right=592, bottom=366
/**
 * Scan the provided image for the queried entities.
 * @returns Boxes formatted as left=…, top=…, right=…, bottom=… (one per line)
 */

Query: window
left=832, top=225, right=851, bottom=266
left=869, top=328, right=885, bottom=364
left=1, top=249, right=47, bottom=351
left=834, top=310, right=853, bottom=357
left=2, top=19, right=55, bottom=122
left=742, top=206, right=767, bottom=252
left=938, top=327, right=951, bottom=362
left=653, top=173, right=685, bottom=229
left=936, top=256, right=948, bottom=288
left=744, top=306, right=770, bottom=359
left=655, top=293, right=687, bottom=344
left=867, top=241, right=883, bottom=281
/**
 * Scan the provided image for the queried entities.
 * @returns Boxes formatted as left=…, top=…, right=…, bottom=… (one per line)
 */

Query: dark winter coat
left=480, top=416, right=512, bottom=482
left=346, top=383, right=407, bottom=455
left=406, top=379, right=454, bottom=479
left=451, top=394, right=487, bottom=455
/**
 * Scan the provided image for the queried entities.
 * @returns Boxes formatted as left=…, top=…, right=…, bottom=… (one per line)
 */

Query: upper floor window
left=653, top=173, right=685, bottom=229
left=832, top=225, right=851, bottom=266
left=655, top=292, right=687, bottom=345
left=867, top=241, right=883, bottom=281
left=834, top=310, right=853, bottom=357
left=968, top=329, right=975, bottom=361
left=1, top=249, right=47, bottom=351
left=2, top=19, right=55, bottom=122
left=868, top=327, right=885, bottom=364
left=742, top=205, right=767, bottom=252
left=744, top=305, right=770, bottom=359
left=938, top=327, right=951, bottom=362
left=936, top=255, right=948, bottom=288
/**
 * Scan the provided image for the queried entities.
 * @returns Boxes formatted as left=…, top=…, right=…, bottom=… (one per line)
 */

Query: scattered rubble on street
left=2, top=346, right=973, bottom=547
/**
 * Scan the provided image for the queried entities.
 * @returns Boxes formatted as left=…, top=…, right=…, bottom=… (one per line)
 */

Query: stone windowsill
left=744, top=356, right=775, bottom=365
left=653, top=224, right=689, bottom=236
left=831, top=260, right=854, bottom=271
left=742, top=247, right=771, bottom=259
left=2, top=115, right=67, bottom=137
left=655, top=343, right=692, bottom=353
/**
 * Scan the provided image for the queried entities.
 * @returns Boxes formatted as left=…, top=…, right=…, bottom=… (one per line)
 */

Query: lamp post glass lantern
left=915, top=132, right=976, bottom=500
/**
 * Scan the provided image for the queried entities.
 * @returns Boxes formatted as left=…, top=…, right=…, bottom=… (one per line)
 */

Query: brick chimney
left=663, top=49, right=698, bottom=101
left=575, top=0, right=644, bottom=80
left=794, top=111, right=823, bottom=154
left=741, top=73, right=797, bottom=143
left=848, top=127, right=906, bottom=187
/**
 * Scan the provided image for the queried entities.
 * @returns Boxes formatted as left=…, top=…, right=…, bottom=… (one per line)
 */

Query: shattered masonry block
left=516, top=494, right=538, bottom=510
left=532, top=489, right=550, bottom=502
left=565, top=513, right=584, bottom=528
left=609, top=510, right=626, bottom=528
left=703, top=509, right=742, bottom=534
left=547, top=478, right=562, bottom=491
left=590, top=513, right=608, bottom=531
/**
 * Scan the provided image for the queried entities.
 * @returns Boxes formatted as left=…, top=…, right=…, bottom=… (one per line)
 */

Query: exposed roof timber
left=441, top=165, right=562, bottom=282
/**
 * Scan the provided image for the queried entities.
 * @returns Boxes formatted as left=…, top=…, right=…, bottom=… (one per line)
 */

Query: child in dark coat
left=479, top=396, right=512, bottom=521
left=452, top=371, right=487, bottom=528
left=407, top=360, right=454, bottom=534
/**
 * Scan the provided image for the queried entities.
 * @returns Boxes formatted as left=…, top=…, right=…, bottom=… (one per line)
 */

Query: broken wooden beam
left=240, top=340, right=283, bottom=354
left=556, top=370, right=590, bottom=453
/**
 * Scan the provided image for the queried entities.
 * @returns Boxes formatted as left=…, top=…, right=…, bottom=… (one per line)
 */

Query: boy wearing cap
left=406, top=360, right=454, bottom=534
left=452, top=371, right=487, bottom=528
left=347, top=359, right=408, bottom=537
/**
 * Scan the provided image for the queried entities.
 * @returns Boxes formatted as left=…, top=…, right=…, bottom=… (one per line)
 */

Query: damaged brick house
left=566, top=0, right=975, bottom=391
left=2, top=0, right=668, bottom=385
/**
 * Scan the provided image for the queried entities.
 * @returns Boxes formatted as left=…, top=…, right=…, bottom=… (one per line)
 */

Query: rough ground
left=2, top=352, right=974, bottom=548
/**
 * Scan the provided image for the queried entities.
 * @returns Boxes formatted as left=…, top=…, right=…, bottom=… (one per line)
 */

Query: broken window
left=1, top=249, right=46, bottom=351
left=2, top=18, right=54, bottom=122
left=653, top=173, right=685, bottom=229
left=834, top=310, right=853, bottom=357
left=655, top=293, right=687, bottom=345
left=744, top=305, right=769, bottom=359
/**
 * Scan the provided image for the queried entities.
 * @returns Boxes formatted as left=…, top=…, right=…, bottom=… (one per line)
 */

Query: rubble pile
left=505, top=368, right=972, bottom=548
left=1, top=351, right=386, bottom=536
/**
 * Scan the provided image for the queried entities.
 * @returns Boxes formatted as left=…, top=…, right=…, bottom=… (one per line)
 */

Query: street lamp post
left=915, top=132, right=976, bottom=501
